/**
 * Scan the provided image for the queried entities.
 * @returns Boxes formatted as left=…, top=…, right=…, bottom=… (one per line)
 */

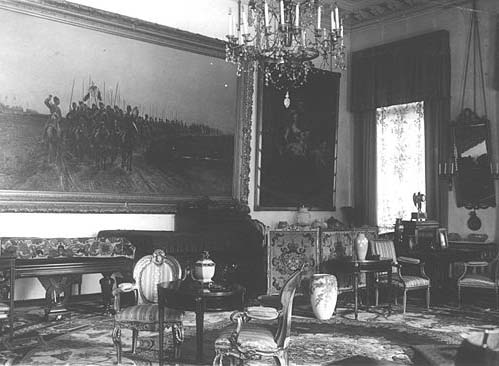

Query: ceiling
left=336, top=0, right=466, bottom=28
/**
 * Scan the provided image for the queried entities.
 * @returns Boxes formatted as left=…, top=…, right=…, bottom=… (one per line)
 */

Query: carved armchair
left=112, top=249, right=184, bottom=364
left=370, top=239, right=431, bottom=313
left=212, top=265, right=304, bottom=366
left=0, top=257, right=15, bottom=340
left=457, top=251, right=499, bottom=309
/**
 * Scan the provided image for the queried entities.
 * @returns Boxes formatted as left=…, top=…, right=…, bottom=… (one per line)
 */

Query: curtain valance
left=351, top=30, right=450, bottom=112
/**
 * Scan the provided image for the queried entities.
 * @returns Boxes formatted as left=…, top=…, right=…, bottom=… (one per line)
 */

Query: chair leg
left=375, top=287, right=379, bottom=306
left=131, top=329, right=138, bottom=353
left=112, top=326, right=122, bottom=364
left=426, top=287, right=431, bottom=309
left=457, top=285, right=461, bottom=308
left=495, top=288, right=499, bottom=310
left=275, top=350, right=289, bottom=366
left=172, top=323, right=184, bottom=360
left=403, top=291, right=407, bottom=314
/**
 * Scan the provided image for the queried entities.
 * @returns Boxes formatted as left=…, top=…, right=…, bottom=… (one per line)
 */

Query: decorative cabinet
left=267, top=229, right=320, bottom=295
left=266, top=227, right=378, bottom=294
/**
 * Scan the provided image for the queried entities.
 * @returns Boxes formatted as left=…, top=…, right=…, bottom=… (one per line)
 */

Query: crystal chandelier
left=225, top=0, right=345, bottom=94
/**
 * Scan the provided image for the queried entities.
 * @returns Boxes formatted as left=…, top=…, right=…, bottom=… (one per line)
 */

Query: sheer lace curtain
left=376, top=102, right=425, bottom=233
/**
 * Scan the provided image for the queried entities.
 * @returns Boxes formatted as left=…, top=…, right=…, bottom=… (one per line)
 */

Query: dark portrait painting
left=256, top=70, right=340, bottom=210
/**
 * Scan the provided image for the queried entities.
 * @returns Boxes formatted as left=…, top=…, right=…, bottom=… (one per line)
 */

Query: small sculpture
left=412, top=192, right=426, bottom=221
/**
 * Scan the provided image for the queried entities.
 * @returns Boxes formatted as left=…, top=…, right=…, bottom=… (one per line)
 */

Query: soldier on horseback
left=42, top=94, right=62, bottom=144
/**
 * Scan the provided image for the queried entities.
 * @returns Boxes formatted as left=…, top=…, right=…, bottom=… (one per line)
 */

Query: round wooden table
left=326, top=258, right=393, bottom=320
left=157, top=279, right=245, bottom=365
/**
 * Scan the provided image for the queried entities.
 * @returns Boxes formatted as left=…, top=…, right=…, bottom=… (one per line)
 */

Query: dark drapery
left=351, top=30, right=450, bottom=227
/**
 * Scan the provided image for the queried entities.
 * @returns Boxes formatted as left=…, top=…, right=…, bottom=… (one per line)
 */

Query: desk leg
left=195, top=297, right=205, bottom=364
left=158, top=293, right=164, bottom=366
left=354, top=272, right=359, bottom=320
left=100, top=272, right=114, bottom=315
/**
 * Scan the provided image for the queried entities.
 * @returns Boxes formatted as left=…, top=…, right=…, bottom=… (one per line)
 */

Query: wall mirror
left=452, top=108, right=495, bottom=210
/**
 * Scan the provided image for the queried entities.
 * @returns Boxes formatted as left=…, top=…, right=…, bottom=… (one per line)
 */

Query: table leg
left=99, top=272, right=114, bottom=314
left=158, top=293, right=164, bottom=366
left=195, top=297, right=205, bottom=364
left=387, top=268, right=392, bottom=316
left=354, top=272, right=359, bottom=320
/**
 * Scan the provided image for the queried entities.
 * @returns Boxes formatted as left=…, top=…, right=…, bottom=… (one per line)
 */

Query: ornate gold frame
left=0, top=0, right=253, bottom=213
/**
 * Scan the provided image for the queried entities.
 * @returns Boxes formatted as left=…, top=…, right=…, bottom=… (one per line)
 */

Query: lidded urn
left=192, top=251, right=216, bottom=283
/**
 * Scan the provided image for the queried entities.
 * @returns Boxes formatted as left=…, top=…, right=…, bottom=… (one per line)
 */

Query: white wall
left=7, top=213, right=174, bottom=300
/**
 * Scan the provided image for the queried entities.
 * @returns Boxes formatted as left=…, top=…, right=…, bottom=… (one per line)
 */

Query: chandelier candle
left=225, top=0, right=346, bottom=97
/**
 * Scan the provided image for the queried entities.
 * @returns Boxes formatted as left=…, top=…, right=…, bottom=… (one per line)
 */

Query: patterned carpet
left=1, top=297, right=498, bottom=366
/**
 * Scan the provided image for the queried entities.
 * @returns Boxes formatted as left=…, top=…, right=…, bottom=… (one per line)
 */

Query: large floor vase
left=309, top=274, right=338, bottom=320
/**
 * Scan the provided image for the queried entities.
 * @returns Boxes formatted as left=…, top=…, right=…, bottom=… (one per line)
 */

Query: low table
left=157, top=279, right=245, bottom=365
left=325, top=258, right=393, bottom=320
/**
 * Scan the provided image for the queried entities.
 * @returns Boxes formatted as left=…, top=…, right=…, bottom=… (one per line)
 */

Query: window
left=376, top=102, right=425, bottom=232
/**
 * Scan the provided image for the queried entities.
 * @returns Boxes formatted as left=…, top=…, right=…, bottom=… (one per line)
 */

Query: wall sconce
left=490, top=162, right=499, bottom=180
left=438, top=159, right=457, bottom=190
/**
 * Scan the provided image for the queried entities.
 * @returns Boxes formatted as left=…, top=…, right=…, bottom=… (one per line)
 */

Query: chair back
left=274, top=265, right=304, bottom=349
left=370, top=239, right=398, bottom=272
left=133, top=249, right=182, bottom=304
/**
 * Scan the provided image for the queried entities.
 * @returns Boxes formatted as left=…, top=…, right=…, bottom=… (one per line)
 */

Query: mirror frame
left=451, top=108, right=496, bottom=209
left=0, top=0, right=253, bottom=213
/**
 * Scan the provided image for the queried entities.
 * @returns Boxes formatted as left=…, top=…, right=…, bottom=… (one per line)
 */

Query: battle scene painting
left=256, top=70, right=340, bottom=210
left=0, top=6, right=238, bottom=210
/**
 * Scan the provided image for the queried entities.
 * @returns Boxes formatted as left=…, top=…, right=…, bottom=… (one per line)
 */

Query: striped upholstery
left=370, top=239, right=431, bottom=313
left=115, top=304, right=182, bottom=323
left=112, top=250, right=184, bottom=364
left=458, top=254, right=499, bottom=309
left=215, top=323, right=278, bottom=352
left=396, top=276, right=430, bottom=288
left=133, top=252, right=182, bottom=304
left=459, top=275, right=496, bottom=288
left=370, top=239, right=398, bottom=273
left=0, top=303, right=9, bottom=312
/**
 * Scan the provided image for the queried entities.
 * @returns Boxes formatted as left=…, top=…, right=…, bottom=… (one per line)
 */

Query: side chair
left=112, top=249, right=184, bottom=364
left=457, top=250, right=499, bottom=309
left=0, top=256, right=15, bottom=341
left=370, top=239, right=431, bottom=313
left=212, top=265, right=304, bottom=366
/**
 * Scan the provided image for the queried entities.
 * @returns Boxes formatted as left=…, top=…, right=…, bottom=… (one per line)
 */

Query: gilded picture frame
left=0, top=0, right=253, bottom=213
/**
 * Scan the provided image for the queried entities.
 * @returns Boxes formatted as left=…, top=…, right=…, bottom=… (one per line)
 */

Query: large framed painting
left=255, top=69, right=340, bottom=210
left=0, top=0, right=253, bottom=213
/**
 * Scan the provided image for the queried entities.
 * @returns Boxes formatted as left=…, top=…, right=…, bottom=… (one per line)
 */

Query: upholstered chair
left=112, top=249, right=184, bottom=364
left=370, top=239, right=431, bottom=313
left=457, top=251, right=499, bottom=309
left=212, top=265, right=304, bottom=366
left=0, top=257, right=15, bottom=340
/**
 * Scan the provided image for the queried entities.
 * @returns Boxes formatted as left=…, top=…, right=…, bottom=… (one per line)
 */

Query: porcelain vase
left=296, top=205, right=312, bottom=226
left=355, top=233, right=369, bottom=260
left=309, top=274, right=338, bottom=320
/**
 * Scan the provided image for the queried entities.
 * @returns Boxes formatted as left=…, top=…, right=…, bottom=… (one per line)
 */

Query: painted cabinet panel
left=267, top=229, right=320, bottom=295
